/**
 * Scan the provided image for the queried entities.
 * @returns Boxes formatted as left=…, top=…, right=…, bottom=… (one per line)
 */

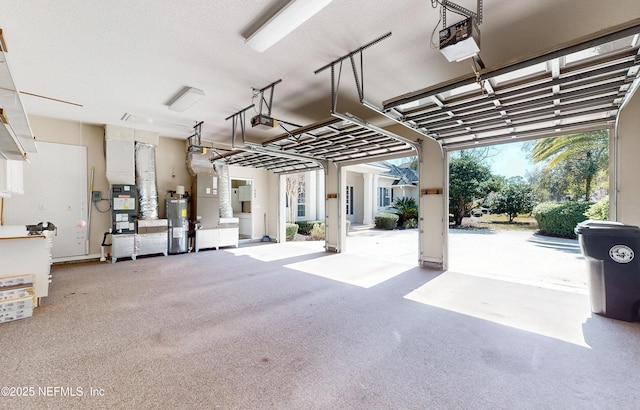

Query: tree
left=449, top=153, right=492, bottom=226
left=285, top=173, right=305, bottom=223
left=487, top=182, right=536, bottom=223
left=530, top=130, right=608, bottom=201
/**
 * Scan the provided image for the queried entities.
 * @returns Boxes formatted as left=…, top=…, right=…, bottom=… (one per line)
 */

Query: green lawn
left=458, top=213, right=538, bottom=231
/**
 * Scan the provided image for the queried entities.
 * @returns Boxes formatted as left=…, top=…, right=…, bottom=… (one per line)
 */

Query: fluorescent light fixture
left=245, top=0, right=332, bottom=52
left=168, top=87, right=205, bottom=112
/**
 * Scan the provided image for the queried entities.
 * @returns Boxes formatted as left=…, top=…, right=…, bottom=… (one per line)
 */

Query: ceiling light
left=245, top=0, right=332, bottom=53
left=168, top=87, right=205, bottom=112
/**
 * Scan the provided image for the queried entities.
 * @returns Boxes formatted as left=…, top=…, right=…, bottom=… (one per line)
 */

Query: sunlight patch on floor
left=226, top=243, right=321, bottom=262
left=405, top=271, right=592, bottom=347
left=285, top=253, right=410, bottom=288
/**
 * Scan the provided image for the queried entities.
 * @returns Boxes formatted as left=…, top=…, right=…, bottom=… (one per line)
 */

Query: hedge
left=533, top=201, right=592, bottom=239
left=374, top=213, right=399, bottom=230
left=584, top=196, right=609, bottom=220
left=286, top=223, right=298, bottom=240
left=296, top=220, right=323, bottom=235
left=310, top=223, right=325, bottom=240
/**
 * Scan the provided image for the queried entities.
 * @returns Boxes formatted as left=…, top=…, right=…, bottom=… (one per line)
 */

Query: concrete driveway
left=340, top=226, right=587, bottom=292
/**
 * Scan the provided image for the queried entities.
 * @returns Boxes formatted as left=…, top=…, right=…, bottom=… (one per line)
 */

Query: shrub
left=403, top=218, right=418, bottom=229
left=286, top=223, right=298, bottom=240
left=533, top=201, right=592, bottom=239
left=391, top=197, right=418, bottom=227
left=296, top=220, right=323, bottom=235
left=311, top=223, right=325, bottom=240
left=374, top=213, right=399, bottom=230
left=585, top=196, right=609, bottom=220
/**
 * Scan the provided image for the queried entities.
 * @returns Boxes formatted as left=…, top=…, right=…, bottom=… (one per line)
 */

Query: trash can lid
left=575, top=220, right=640, bottom=236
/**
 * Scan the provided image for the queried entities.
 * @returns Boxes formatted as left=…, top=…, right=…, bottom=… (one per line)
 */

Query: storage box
left=0, top=295, right=34, bottom=312
left=0, top=286, right=34, bottom=301
left=0, top=274, right=33, bottom=288
left=0, top=307, right=33, bottom=323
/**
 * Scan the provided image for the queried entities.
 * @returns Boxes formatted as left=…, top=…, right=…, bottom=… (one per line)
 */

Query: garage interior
left=2, top=1, right=640, bottom=408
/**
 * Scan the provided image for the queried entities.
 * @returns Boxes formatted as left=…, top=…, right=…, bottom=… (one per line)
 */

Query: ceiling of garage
left=2, top=1, right=640, bottom=170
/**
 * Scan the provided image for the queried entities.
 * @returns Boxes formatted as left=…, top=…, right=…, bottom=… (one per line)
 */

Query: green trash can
left=575, top=220, right=640, bottom=322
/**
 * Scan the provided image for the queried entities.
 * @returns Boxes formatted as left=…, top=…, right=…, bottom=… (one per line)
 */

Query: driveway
left=341, top=226, right=587, bottom=292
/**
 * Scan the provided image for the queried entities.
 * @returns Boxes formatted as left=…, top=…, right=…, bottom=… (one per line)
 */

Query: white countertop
left=0, top=225, right=29, bottom=239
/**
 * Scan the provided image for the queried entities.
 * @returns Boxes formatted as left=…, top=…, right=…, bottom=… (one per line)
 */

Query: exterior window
left=379, top=187, right=391, bottom=207
left=345, top=186, right=354, bottom=215
left=297, top=182, right=306, bottom=218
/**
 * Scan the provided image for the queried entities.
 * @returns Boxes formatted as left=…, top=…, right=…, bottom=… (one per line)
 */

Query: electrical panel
left=110, top=184, right=137, bottom=234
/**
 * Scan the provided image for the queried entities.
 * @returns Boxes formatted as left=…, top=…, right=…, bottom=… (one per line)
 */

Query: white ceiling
left=2, top=0, right=640, bottom=147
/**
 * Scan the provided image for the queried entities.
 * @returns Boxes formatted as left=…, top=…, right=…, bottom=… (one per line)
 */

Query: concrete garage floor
left=2, top=228, right=640, bottom=409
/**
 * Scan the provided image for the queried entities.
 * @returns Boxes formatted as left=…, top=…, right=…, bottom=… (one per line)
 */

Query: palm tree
left=531, top=130, right=608, bottom=201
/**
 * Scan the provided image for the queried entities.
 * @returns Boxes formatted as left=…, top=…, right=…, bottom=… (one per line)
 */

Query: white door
left=3, top=141, right=88, bottom=258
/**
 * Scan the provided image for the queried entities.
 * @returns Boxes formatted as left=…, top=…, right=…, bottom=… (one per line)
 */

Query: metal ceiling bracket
left=187, top=121, right=204, bottom=147
left=315, top=32, right=392, bottom=112
left=437, top=0, right=483, bottom=28
left=252, top=79, right=282, bottom=117
left=225, top=104, right=254, bottom=148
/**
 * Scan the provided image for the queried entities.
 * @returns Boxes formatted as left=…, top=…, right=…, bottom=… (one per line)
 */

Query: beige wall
left=615, top=90, right=640, bottom=226
left=26, top=115, right=192, bottom=256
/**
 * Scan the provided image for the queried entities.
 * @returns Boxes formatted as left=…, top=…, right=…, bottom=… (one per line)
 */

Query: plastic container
left=575, top=220, right=640, bottom=322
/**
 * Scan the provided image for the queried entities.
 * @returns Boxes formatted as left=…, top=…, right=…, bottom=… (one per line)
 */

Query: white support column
left=616, top=89, right=640, bottom=226
left=362, top=172, right=374, bottom=225
left=277, top=174, right=287, bottom=243
left=418, top=138, right=447, bottom=270
left=373, top=174, right=379, bottom=215
left=324, top=162, right=346, bottom=252
left=316, top=169, right=325, bottom=221
left=308, top=170, right=317, bottom=220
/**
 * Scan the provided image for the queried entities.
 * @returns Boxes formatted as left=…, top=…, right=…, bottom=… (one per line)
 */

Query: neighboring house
left=287, top=160, right=418, bottom=225
left=377, top=163, right=419, bottom=212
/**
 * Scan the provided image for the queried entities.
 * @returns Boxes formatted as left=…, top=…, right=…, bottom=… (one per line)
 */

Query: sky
left=392, top=140, right=536, bottom=179
left=489, top=141, right=535, bottom=179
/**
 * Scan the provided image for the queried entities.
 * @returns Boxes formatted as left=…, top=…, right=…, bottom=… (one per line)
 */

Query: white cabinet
left=195, top=227, right=239, bottom=252
left=0, top=158, right=24, bottom=197
left=238, top=185, right=252, bottom=201
left=218, top=228, right=238, bottom=248
left=238, top=214, right=252, bottom=237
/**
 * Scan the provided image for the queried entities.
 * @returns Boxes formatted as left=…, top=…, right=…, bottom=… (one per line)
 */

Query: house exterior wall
left=377, top=176, right=396, bottom=214
left=345, top=170, right=364, bottom=223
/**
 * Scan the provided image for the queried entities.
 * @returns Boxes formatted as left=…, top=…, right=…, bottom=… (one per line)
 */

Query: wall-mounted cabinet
left=238, top=185, right=252, bottom=201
